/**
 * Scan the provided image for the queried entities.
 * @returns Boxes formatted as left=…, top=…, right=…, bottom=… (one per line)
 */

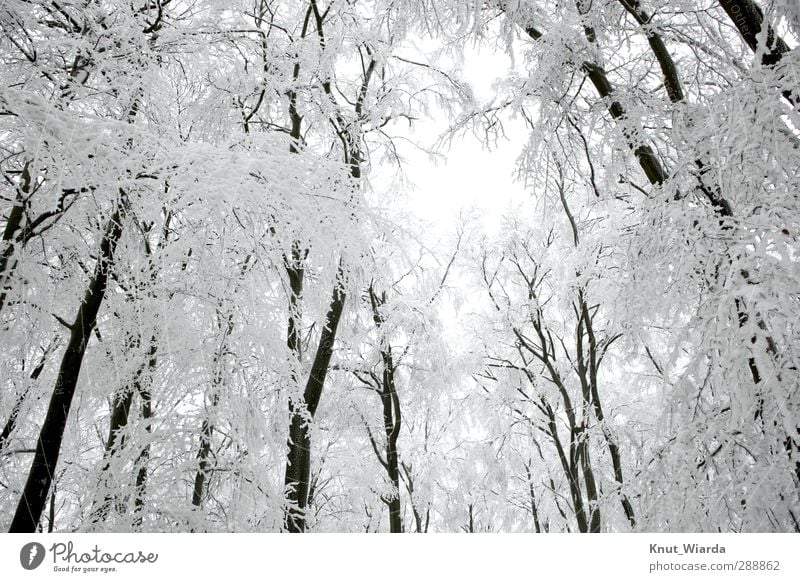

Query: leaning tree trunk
left=282, top=18, right=372, bottom=529
left=0, top=339, right=56, bottom=453
left=283, top=270, right=346, bottom=532
left=8, top=198, right=126, bottom=533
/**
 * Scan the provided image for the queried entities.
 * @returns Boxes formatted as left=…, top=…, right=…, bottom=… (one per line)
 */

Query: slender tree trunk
left=283, top=407, right=312, bottom=532
left=88, top=383, right=135, bottom=525
left=191, top=310, right=234, bottom=513
left=577, top=430, right=601, bottom=532
left=523, top=462, right=543, bottom=533
left=0, top=394, right=25, bottom=455
left=545, top=404, right=588, bottom=533
left=465, top=503, right=475, bottom=533
left=47, top=483, right=56, bottom=533
left=132, top=382, right=152, bottom=528
left=576, top=297, right=636, bottom=528
left=89, top=210, right=165, bottom=527
left=8, top=199, right=126, bottom=533
left=132, top=338, right=156, bottom=521
left=0, top=340, right=53, bottom=453
left=401, top=462, right=427, bottom=533
left=380, top=355, right=402, bottom=533
left=191, top=394, right=218, bottom=510
left=284, top=267, right=346, bottom=532
left=370, top=286, right=403, bottom=533
left=282, top=59, right=310, bottom=531
left=89, top=334, right=158, bottom=526
left=0, top=162, right=31, bottom=313
left=616, top=0, right=683, bottom=101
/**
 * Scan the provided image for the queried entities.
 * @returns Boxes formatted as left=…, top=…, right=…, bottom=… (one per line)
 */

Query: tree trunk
left=401, top=462, right=427, bottom=533
left=8, top=199, right=125, bottom=533
left=283, top=267, right=346, bottom=532
left=0, top=341, right=53, bottom=453
left=191, top=395, right=218, bottom=510
left=132, top=338, right=156, bottom=528
left=381, top=354, right=402, bottom=533
left=191, top=311, right=235, bottom=513
left=523, top=462, right=543, bottom=533
left=0, top=162, right=31, bottom=313
left=718, top=0, right=793, bottom=71
left=370, top=286, right=403, bottom=533
left=88, top=382, right=135, bottom=525
left=577, top=297, right=636, bottom=528
left=132, top=382, right=152, bottom=528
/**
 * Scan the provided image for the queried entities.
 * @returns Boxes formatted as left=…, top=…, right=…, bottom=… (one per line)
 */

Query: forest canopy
left=1, top=0, right=798, bottom=533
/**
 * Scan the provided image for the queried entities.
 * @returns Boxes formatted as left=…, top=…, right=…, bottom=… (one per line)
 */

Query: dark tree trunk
left=281, top=5, right=371, bottom=532
left=8, top=200, right=125, bottom=533
left=577, top=432, right=601, bottom=532
left=523, top=462, right=542, bottom=533
left=282, top=59, right=309, bottom=531
left=617, top=0, right=683, bottom=101
left=465, top=503, right=475, bottom=533
left=576, top=297, right=636, bottom=528
left=191, top=312, right=234, bottom=513
left=379, top=356, right=402, bottom=533
left=401, top=462, right=427, bottom=533
left=369, top=286, right=403, bottom=533
left=0, top=342, right=52, bottom=453
left=0, top=162, right=31, bottom=313
left=190, top=241, right=257, bottom=520
left=132, top=339, right=156, bottom=527
left=0, top=204, right=24, bottom=312
left=286, top=243, right=305, bottom=362
left=0, top=395, right=24, bottom=454
left=90, top=211, right=164, bottom=527
left=282, top=243, right=306, bottom=530
left=132, top=382, right=152, bottom=528
left=47, top=483, right=56, bottom=533
left=545, top=406, right=587, bottom=532
left=284, top=269, right=346, bottom=533
left=88, top=383, right=135, bottom=524
left=717, top=0, right=792, bottom=69
left=191, top=396, right=218, bottom=510
left=516, top=3, right=797, bottom=505
left=283, top=407, right=312, bottom=533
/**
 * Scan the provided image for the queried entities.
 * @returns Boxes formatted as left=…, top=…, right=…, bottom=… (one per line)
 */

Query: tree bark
left=718, top=0, right=793, bottom=78
left=0, top=162, right=32, bottom=313
left=381, top=364, right=403, bottom=533
left=191, top=395, right=218, bottom=510
left=370, top=287, right=403, bottom=533
left=617, top=0, right=683, bottom=102
left=132, top=381, right=152, bottom=528
left=523, top=462, right=543, bottom=533
left=577, top=297, right=636, bottom=528
left=283, top=269, right=346, bottom=532
left=282, top=5, right=369, bottom=531
left=191, top=308, right=235, bottom=513
left=8, top=198, right=125, bottom=533
left=0, top=341, right=53, bottom=453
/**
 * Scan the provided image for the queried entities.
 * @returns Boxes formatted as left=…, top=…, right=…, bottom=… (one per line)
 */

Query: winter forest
left=0, top=0, right=799, bottom=534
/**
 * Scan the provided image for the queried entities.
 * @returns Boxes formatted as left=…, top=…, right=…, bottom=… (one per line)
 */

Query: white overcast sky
left=378, top=44, right=531, bottom=234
